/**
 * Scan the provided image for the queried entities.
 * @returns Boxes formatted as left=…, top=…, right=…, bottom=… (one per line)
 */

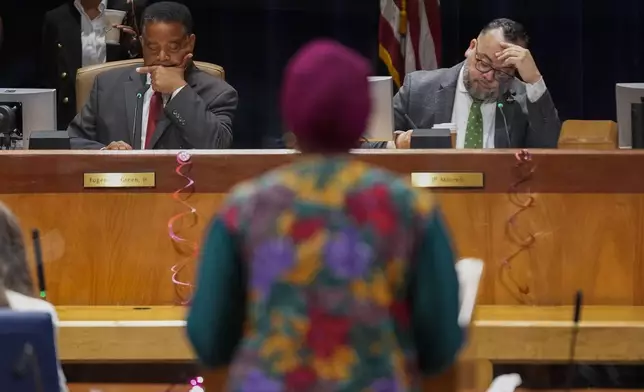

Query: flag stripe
left=406, top=0, right=422, bottom=71
left=378, top=14, right=404, bottom=87
left=417, top=1, right=438, bottom=70
left=423, top=0, right=441, bottom=66
left=379, top=0, right=440, bottom=84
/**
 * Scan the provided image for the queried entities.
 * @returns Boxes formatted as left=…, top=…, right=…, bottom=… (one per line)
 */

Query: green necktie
left=464, top=100, right=483, bottom=148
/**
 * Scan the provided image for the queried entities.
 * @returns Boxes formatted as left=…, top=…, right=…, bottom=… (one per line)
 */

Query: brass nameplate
left=411, top=172, right=484, bottom=188
left=84, top=172, right=156, bottom=188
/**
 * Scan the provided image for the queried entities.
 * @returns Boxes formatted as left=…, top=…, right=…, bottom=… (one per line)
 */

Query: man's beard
left=463, top=64, right=510, bottom=103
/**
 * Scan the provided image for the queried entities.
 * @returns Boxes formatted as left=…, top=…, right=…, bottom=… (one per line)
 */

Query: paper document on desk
left=455, top=258, right=484, bottom=327
left=432, top=122, right=456, bottom=130
left=486, top=373, right=522, bottom=392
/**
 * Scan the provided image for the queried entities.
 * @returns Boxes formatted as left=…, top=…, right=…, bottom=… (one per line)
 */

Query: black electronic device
left=28, top=131, right=70, bottom=150
left=410, top=128, right=452, bottom=148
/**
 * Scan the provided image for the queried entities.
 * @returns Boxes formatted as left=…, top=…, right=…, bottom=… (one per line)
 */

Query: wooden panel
left=4, top=149, right=644, bottom=193
left=442, top=193, right=644, bottom=306
left=4, top=193, right=225, bottom=305
left=56, top=305, right=644, bottom=363
left=58, top=306, right=190, bottom=362
left=58, top=305, right=644, bottom=390
left=469, top=306, right=644, bottom=362
left=3, top=150, right=644, bottom=305
left=4, top=191, right=643, bottom=306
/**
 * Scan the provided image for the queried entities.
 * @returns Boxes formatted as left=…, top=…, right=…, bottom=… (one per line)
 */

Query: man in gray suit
left=68, top=1, right=238, bottom=150
left=366, top=18, right=560, bottom=149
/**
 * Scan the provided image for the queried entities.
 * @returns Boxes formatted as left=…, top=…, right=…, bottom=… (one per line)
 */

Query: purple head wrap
left=281, top=39, right=372, bottom=152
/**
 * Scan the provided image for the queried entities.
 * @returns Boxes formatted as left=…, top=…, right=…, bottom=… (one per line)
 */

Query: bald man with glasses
left=386, top=18, right=561, bottom=149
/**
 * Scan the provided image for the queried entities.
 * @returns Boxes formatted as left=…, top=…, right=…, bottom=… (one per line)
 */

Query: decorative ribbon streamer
left=499, top=149, right=537, bottom=304
left=168, top=151, right=198, bottom=305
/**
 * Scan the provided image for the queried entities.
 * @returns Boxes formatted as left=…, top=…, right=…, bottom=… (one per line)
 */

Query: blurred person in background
left=187, top=39, right=462, bottom=391
left=41, top=0, right=148, bottom=129
left=0, top=202, right=67, bottom=392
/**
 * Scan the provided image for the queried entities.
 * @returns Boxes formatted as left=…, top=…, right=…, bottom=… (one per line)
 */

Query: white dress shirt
left=74, top=0, right=108, bottom=67
left=451, top=67, right=548, bottom=148
left=6, top=290, right=68, bottom=392
left=140, top=74, right=186, bottom=148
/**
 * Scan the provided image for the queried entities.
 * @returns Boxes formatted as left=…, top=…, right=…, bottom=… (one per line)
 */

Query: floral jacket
left=187, top=157, right=462, bottom=392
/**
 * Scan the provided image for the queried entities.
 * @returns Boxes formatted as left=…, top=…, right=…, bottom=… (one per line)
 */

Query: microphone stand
left=564, top=290, right=583, bottom=391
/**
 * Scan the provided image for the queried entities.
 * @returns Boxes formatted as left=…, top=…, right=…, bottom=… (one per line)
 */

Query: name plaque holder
left=83, top=173, right=156, bottom=188
left=411, top=172, right=484, bottom=188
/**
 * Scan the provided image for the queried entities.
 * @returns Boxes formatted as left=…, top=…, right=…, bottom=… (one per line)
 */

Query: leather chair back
left=75, top=59, right=225, bottom=113
left=558, top=120, right=618, bottom=149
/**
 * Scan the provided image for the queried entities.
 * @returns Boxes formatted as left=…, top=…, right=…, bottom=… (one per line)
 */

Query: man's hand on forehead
left=495, top=41, right=541, bottom=84
left=475, top=46, right=506, bottom=70
left=475, top=38, right=506, bottom=66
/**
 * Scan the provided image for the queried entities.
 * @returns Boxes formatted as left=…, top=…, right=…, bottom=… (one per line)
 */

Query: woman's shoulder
left=5, top=290, right=58, bottom=320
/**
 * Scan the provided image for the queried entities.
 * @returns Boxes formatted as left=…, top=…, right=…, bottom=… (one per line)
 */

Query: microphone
left=31, top=229, right=46, bottom=300
left=132, top=89, right=145, bottom=145
left=564, top=290, right=583, bottom=391
left=404, top=113, right=418, bottom=130
left=497, top=102, right=511, bottom=148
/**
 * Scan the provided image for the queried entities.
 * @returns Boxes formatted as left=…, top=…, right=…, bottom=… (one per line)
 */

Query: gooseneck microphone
left=132, top=90, right=145, bottom=144
left=497, top=102, right=511, bottom=148
left=564, top=290, right=584, bottom=391
left=404, top=113, right=418, bottom=130
left=31, top=229, right=46, bottom=300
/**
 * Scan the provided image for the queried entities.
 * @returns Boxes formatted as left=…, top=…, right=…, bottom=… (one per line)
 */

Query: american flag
left=379, top=0, right=441, bottom=87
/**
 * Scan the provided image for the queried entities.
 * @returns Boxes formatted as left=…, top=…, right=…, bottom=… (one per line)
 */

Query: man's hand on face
left=136, top=53, right=193, bottom=94
left=102, top=141, right=133, bottom=150
left=496, top=42, right=541, bottom=84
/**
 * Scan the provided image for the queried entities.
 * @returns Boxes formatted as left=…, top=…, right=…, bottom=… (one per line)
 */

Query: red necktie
left=145, top=92, right=163, bottom=148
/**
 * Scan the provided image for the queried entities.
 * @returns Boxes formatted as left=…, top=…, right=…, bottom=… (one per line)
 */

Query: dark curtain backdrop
left=1, top=0, right=642, bottom=148
left=184, top=0, right=381, bottom=148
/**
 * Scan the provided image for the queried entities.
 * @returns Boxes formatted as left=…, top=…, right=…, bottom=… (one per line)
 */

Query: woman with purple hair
left=187, top=39, right=462, bottom=391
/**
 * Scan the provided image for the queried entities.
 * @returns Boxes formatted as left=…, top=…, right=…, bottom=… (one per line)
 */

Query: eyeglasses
left=474, top=51, right=515, bottom=82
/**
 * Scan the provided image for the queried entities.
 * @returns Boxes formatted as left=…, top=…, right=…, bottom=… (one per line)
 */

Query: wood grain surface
left=2, top=150, right=644, bottom=305
left=56, top=305, right=644, bottom=363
